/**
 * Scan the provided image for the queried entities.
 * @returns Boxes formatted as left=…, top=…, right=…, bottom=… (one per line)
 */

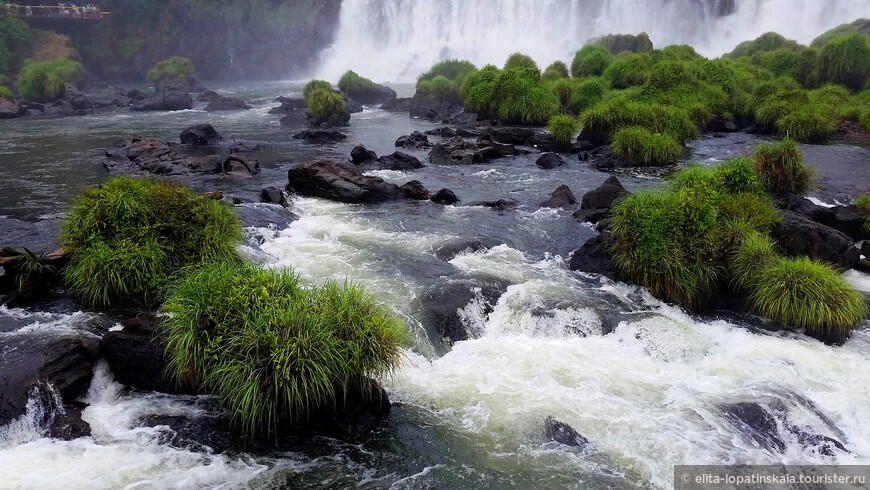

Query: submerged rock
left=541, top=185, right=577, bottom=209
left=568, top=234, right=617, bottom=280
left=131, top=84, right=193, bottom=112
left=204, top=96, right=251, bottom=111
left=431, top=188, right=460, bottom=205
left=292, top=129, right=348, bottom=143
left=342, top=82, right=396, bottom=105
left=0, top=97, right=24, bottom=119
left=374, top=151, right=425, bottom=171
left=260, top=186, right=289, bottom=207
left=467, top=198, right=520, bottom=212
left=536, top=152, right=566, bottom=170
left=400, top=180, right=430, bottom=200
left=180, top=124, right=222, bottom=146
left=543, top=416, right=590, bottom=448
left=286, top=160, right=403, bottom=204
left=99, top=315, right=185, bottom=394
left=420, top=279, right=508, bottom=344
left=395, top=131, right=431, bottom=149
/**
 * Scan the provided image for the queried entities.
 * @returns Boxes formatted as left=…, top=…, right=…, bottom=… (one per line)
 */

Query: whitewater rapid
left=316, top=0, right=870, bottom=82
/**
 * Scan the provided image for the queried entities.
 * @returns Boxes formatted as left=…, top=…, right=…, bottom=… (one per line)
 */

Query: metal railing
left=4, top=4, right=109, bottom=20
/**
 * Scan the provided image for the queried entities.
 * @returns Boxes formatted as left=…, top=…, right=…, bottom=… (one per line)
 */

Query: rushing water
left=316, top=0, right=870, bottom=82
left=1, top=81, right=870, bottom=489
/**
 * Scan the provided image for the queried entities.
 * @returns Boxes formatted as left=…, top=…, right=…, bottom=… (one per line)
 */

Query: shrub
left=749, top=257, right=868, bottom=336
left=503, top=52, right=540, bottom=74
left=571, top=45, right=614, bottom=78
left=490, top=68, right=559, bottom=124
left=0, top=85, right=11, bottom=99
left=302, top=79, right=332, bottom=100
left=580, top=98, right=697, bottom=144
left=306, top=88, right=346, bottom=126
left=16, top=58, right=83, bottom=102
left=61, top=177, right=241, bottom=308
left=417, top=75, right=460, bottom=102
left=612, top=127, right=681, bottom=166
left=418, top=59, right=476, bottom=85
left=549, top=78, right=574, bottom=107
left=160, top=261, right=407, bottom=436
left=753, top=139, right=813, bottom=196
left=811, top=18, right=870, bottom=48
left=590, top=32, right=654, bottom=55
left=548, top=114, right=578, bottom=145
left=818, top=34, right=870, bottom=90
left=337, top=70, right=376, bottom=93
left=660, top=44, right=701, bottom=61
left=609, top=189, right=721, bottom=309
left=542, top=61, right=569, bottom=81
left=731, top=231, right=778, bottom=291
left=460, top=64, right=499, bottom=114
left=860, top=110, right=870, bottom=131
left=147, top=56, right=194, bottom=83
left=774, top=106, right=836, bottom=143
left=602, top=52, right=652, bottom=89
left=726, top=32, right=801, bottom=58
left=568, top=77, right=607, bottom=113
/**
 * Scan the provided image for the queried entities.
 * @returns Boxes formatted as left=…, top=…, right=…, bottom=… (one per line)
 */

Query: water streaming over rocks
left=1, top=80, right=870, bottom=488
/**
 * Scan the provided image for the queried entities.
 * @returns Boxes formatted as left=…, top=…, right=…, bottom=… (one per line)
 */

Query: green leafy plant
left=14, top=248, right=56, bottom=292
left=0, top=85, right=11, bottom=99
left=160, top=261, right=407, bottom=436
left=303, top=79, right=332, bottom=100
left=542, top=61, right=569, bottom=81
left=547, top=114, right=578, bottom=145
left=305, top=87, right=346, bottom=126
left=61, top=177, right=241, bottom=308
left=337, top=70, right=376, bottom=94
left=16, top=58, right=82, bottom=102
left=611, top=126, right=681, bottom=166
left=571, top=45, right=614, bottom=78
left=503, top=52, right=539, bottom=74
left=568, top=77, right=607, bottom=113
left=418, top=59, right=476, bottom=85
left=490, top=68, right=559, bottom=125
left=147, top=56, right=194, bottom=83
left=602, top=52, right=653, bottom=89
left=753, top=139, right=813, bottom=196
left=730, top=231, right=777, bottom=291
left=817, top=34, right=870, bottom=90
left=590, top=32, right=654, bottom=55
left=416, top=75, right=460, bottom=103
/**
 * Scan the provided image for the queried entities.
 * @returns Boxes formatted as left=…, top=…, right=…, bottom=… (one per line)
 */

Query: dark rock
left=431, top=188, right=460, bottom=205
left=350, top=145, right=378, bottom=164
left=180, top=124, right=222, bottom=146
left=528, top=132, right=559, bottom=152
left=376, top=151, right=424, bottom=170
left=204, top=96, right=251, bottom=111
left=46, top=401, right=91, bottom=440
left=581, top=177, right=630, bottom=210
left=429, top=136, right=490, bottom=165
left=468, top=198, right=520, bottom=212
left=772, top=211, right=860, bottom=270
left=43, top=100, right=75, bottom=116
left=483, top=127, right=535, bottom=145
left=568, top=234, right=617, bottom=280
left=410, top=105, right=440, bottom=120
left=706, top=115, right=739, bottom=133
left=0, top=333, right=98, bottom=426
left=477, top=138, right=516, bottom=157
left=225, top=153, right=261, bottom=176
left=571, top=139, right=596, bottom=153
left=131, top=85, right=193, bottom=111
left=543, top=416, right=590, bottom=448
left=380, top=97, right=414, bottom=112
left=287, top=160, right=403, bottom=204
left=234, top=203, right=299, bottom=231
left=278, top=109, right=310, bottom=127
left=260, top=186, right=288, bottom=207
left=94, top=93, right=132, bottom=108
left=421, top=280, right=508, bottom=343
left=536, top=152, right=566, bottom=170
left=63, top=85, right=95, bottom=110
left=433, top=239, right=491, bottom=261
left=541, top=185, right=576, bottom=209
left=395, top=131, right=431, bottom=149
left=448, top=112, right=477, bottom=126
left=400, top=180, right=430, bottom=200
left=572, top=208, right=609, bottom=224
left=342, top=95, right=364, bottom=114
left=184, top=155, right=223, bottom=174
left=425, top=127, right=456, bottom=137
left=196, top=90, right=222, bottom=103
left=125, top=89, right=148, bottom=101
left=720, top=402, right=786, bottom=453
left=782, top=195, right=869, bottom=241
left=456, top=128, right=481, bottom=138
left=292, top=129, right=348, bottom=143
left=0, top=247, right=68, bottom=305
left=269, top=97, right=307, bottom=114
left=99, top=315, right=184, bottom=394
left=126, top=138, right=172, bottom=160
left=342, top=83, right=396, bottom=105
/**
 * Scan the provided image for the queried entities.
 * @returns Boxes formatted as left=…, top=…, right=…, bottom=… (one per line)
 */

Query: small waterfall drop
left=315, top=0, right=869, bottom=82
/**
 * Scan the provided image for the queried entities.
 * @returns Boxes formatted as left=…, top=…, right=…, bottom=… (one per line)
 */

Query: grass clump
left=61, top=177, right=241, bottom=308
left=0, top=85, right=11, bottom=99
left=753, top=139, right=813, bottom=196
left=857, top=194, right=870, bottom=231
left=571, top=45, right=614, bottom=78
left=337, top=70, right=377, bottom=94
left=305, top=87, right=346, bottom=126
left=730, top=231, right=778, bottom=291
left=460, top=64, right=499, bottom=114
left=818, top=34, right=870, bottom=90
left=567, top=77, right=607, bottom=114
left=160, top=261, right=407, bottom=437
left=811, top=18, right=870, bottom=48
left=774, top=106, right=836, bottom=143
left=861, top=110, right=870, bottom=131
left=726, top=32, right=801, bottom=58
left=590, top=32, right=654, bottom=55
left=611, top=127, right=681, bottom=166
left=580, top=97, right=697, bottom=144
left=16, top=58, right=83, bottom=102
left=749, top=257, right=868, bottom=337
left=490, top=68, right=559, bottom=125
left=302, top=79, right=332, bottom=100
left=503, top=52, right=540, bottom=74
left=147, top=56, right=193, bottom=84
left=548, top=114, right=578, bottom=145
left=418, top=59, right=476, bottom=86
left=602, top=52, right=653, bottom=89
left=416, top=75, right=460, bottom=103
left=542, top=61, right=569, bottom=81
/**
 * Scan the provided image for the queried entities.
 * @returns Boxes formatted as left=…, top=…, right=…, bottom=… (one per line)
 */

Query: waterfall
left=315, top=0, right=870, bottom=82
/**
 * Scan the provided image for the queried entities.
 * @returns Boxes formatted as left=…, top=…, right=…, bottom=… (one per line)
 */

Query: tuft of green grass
left=817, top=34, right=870, bottom=90
left=775, top=106, right=837, bottom=143
left=602, top=52, right=652, bottom=89
left=159, top=261, right=408, bottom=437
left=749, top=257, right=869, bottom=336
left=611, top=126, right=681, bottom=166
left=571, top=45, right=614, bottom=78
left=730, top=231, right=778, bottom=291
left=547, top=114, right=578, bottom=145
left=753, top=139, right=813, bottom=196
left=590, top=32, right=654, bottom=55
left=0, top=86, right=12, bottom=99
left=418, top=59, right=476, bottom=85
left=490, top=68, right=559, bottom=125
left=568, top=77, right=607, bottom=114
left=857, top=194, right=870, bottom=231
left=16, top=58, right=82, bottom=102
left=305, top=88, right=346, bottom=126
left=147, top=56, right=193, bottom=84
left=416, top=75, right=460, bottom=103
left=303, top=79, right=332, bottom=100
left=725, top=32, right=801, bottom=58
left=503, top=52, right=540, bottom=74
left=460, top=64, right=499, bottom=115
left=61, top=177, right=241, bottom=308
left=337, top=70, right=377, bottom=94
left=542, top=61, right=569, bottom=81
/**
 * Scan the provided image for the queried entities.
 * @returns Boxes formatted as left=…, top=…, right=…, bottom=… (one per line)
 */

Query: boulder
left=350, top=145, right=378, bottom=164
left=468, top=199, right=520, bottom=212
left=342, top=83, right=396, bottom=105
left=477, top=137, right=516, bottom=157
left=286, top=160, right=403, bottom=204
left=433, top=239, right=492, bottom=261
left=279, top=109, right=310, bottom=127
left=541, top=185, right=576, bottom=209
left=568, top=234, right=617, bottom=280
left=180, top=124, right=222, bottom=146
left=94, top=93, right=132, bottom=108
left=342, top=95, right=364, bottom=114
left=399, top=180, right=430, bottom=200
left=536, top=152, right=566, bottom=170
left=0, top=247, right=68, bottom=305
left=410, top=105, right=440, bottom=120
left=581, top=177, right=630, bottom=210
left=543, top=416, right=590, bottom=448
left=482, top=127, right=535, bottom=145
left=131, top=85, right=193, bottom=112
left=720, top=402, right=786, bottom=453
left=225, top=153, right=261, bottom=176
left=63, top=85, right=95, bottom=110
left=772, top=211, right=860, bottom=270
left=99, top=315, right=187, bottom=394
left=184, top=155, right=223, bottom=174
left=125, top=89, right=149, bottom=101
left=572, top=208, right=609, bottom=224
left=420, top=280, right=508, bottom=344
left=0, top=332, right=98, bottom=426
left=196, top=90, right=222, bottom=103
left=782, top=195, right=869, bottom=241
left=425, top=127, right=456, bottom=137
left=43, top=100, right=74, bottom=116
left=428, top=136, right=501, bottom=165
left=376, top=151, right=424, bottom=170
left=269, top=97, right=307, bottom=114
left=234, top=203, right=299, bottom=230
left=204, top=96, right=251, bottom=111
left=395, top=131, right=431, bottom=149
left=448, top=112, right=477, bottom=126
left=431, top=188, right=460, bottom=205
left=292, top=129, right=348, bottom=143
left=260, top=186, right=289, bottom=207
left=380, top=97, right=414, bottom=112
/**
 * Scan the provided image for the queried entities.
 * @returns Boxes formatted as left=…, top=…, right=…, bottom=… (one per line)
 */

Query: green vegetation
left=61, top=177, right=240, bottom=308
left=857, top=194, right=870, bottom=231
left=602, top=52, right=652, bottom=88
left=547, top=114, right=578, bottom=145
left=0, top=8, right=30, bottom=73
left=731, top=231, right=777, bottom=291
left=571, top=45, right=614, bottom=78
left=160, top=261, right=407, bottom=436
left=750, top=257, right=868, bottom=337
left=811, top=18, right=870, bottom=48
left=611, top=127, right=681, bottom=166
left=503, top=52, right=539, bottom=74
left=567, top=77, right=607, bottom=114
left=302, top=79, right=332, bottom=100
left=147, top=56, right=194, bottom=84
left=580, top=97, right=697, bottom=144
left=417, top=75, right=460, bottom=103
left=726, top=32, right=800, bottom=58
left=542, top=61, right=569, bottom=81
left=817, top=34, right=870, bottom=90
left=753, top=139, right=813, bottom=196
left=337, top=70, right=376, bottom=94
left=590, top=32, right=654, bottom=55
left=0, top=85, right=11, bottom=98
left=305, top=86, right=346, bottom=126
left=16, top=58, right=83, bottom=102
left=418, top=59, right=476, bottom=86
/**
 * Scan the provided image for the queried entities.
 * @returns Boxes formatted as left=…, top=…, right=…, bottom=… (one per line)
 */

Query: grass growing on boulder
left=571, top=45, right=614, bottom=78
left=611, top=127, right=681, bottom=166
left=547, top=114, right=578, bottom=145
left=337, top=70, right=377, bottom=94
left=590, top=32, right=654, bottom=55
left=418, top=59, right=476, bottom=85
left=731, top=231, right=778, bottom=291
left=602, top=52, right=653, bottom=89
left=460, top=64, right=499, bottom=114
left=147, top=56, right=194, bottom=84
left=305, top=88, right=346, bottom=126
left=61, top=177, right=240, bottom=308
left=580, top=97, right=697, bottom=144
left=503, top=52, right=540, bottom=74
left=416, top=75, right=460, bottom=103
left=774, top=106, right=837, bottom=142
left=302, top=79, right=332, bottom=100
left=568, top=77, right=607, bottom=114
left=160, top=261, right=407, bottom=436
left=726, top=32, right=801, bottom=58
left=16, top=58, right=83, bottom=102
left=817, top=34, right=870, bottom=90
left=753, top=139, right=813, bottom=196
left=749, top=257, right=868, bottom=336
left=490, top=68, right=559, bottom=124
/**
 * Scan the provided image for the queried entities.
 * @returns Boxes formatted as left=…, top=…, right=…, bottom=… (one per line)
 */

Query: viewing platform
left=4, top=4, right=109, bottom=21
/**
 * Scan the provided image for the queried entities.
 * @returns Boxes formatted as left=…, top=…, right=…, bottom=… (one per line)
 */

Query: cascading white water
left=316, top=0, right=870, bottom=82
